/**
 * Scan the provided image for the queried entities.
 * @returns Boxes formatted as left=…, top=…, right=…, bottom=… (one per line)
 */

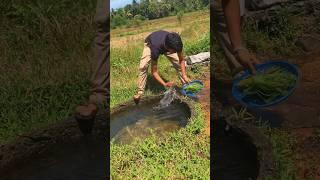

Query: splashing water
left=153, top=87, right=178, bottom=110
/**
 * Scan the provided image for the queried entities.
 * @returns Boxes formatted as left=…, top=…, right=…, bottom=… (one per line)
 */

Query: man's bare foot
left=75, top=103, right=98, bottom=135
left=75, top=103, right=98, bottom=119
left=133, top=92, right=143, bottom=104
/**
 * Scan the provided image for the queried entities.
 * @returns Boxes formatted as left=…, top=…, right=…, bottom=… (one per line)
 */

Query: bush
left=184, top=33, right=210, bottom=55
left=177, top=11, right=184, bottom=25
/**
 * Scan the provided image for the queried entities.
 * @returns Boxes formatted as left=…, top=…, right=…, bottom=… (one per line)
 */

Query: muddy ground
left=197, top=72, right=211, bottom=136
left=291, top=50, right=320, bottom=179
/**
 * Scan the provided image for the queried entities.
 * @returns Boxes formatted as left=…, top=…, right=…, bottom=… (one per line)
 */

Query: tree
left=177, top=11, right=184, bottom=26
left=110, top=0, right=209, bottom=28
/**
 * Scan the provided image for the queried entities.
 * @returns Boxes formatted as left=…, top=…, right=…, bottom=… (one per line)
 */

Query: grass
left=110, top=104, right=210, bottom=179
left=242, top=7, right=302, bottom=58
left=0, top=0, right=96, bottom=143
left=110, top=10, right=210, bottom=178
left=111, top=10, right=209, bottom=49
left=111, top=10, right=209, bottom=37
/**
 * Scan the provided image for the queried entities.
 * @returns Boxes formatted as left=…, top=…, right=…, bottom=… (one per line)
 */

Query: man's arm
left=222, top=0, right=242, bottom=49
left=178, top=52, right=190, bottom=83
left=151, top=60, right=174, bottom=87
left=222, top=0, right=260, bottom=74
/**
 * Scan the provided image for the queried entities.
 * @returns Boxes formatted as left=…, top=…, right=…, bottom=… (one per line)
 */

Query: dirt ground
left=290, top=51, right=320, bottom=179
left=197, top=72, right=211, bottom=136
left=291, top=128, right=320, bottom=179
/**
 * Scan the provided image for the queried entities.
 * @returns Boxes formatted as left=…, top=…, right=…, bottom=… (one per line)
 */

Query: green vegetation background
left=111, top=0, right=209, bottom=29
left=0, top=0, right=98, bottom=143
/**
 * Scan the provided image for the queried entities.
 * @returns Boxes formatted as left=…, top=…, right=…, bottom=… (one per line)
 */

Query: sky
left=111, top=0, right=139, bottom=10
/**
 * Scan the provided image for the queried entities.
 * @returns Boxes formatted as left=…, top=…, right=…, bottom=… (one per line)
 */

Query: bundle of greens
left=185, top=83, right=203, bottom=94
left=237, top=66, right=296, bottom=104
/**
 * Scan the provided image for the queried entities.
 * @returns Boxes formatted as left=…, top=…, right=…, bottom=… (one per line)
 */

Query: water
left=153, top=87, right=178, bottom=110
left=110, top=99, right=190, bottom=144
left=213, top=118, right=259, bottom=179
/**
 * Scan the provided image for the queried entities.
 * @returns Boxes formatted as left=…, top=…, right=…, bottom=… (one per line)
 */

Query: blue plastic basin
left=232, top=61, right=300, bottom=108
left=181, top=80, right=204, bottom=98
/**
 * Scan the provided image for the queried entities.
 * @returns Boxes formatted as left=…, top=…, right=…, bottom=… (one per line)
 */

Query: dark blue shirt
left=145, top=30, right=170, bottom=61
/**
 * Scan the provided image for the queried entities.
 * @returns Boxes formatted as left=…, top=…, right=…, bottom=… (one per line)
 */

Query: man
left=212, top=0, right=260, bottom=77
left=75, top=0, right=109, bottom=119
left=133, top=30, right=191, bottom=102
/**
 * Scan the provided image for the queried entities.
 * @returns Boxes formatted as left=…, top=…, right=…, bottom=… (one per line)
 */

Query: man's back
left=145, top=30, right=170, bottom=60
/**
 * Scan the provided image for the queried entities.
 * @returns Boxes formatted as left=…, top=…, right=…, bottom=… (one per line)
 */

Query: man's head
left=165, top=32, right=183, bottom=53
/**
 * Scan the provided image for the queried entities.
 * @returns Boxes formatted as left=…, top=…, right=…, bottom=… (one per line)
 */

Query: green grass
left=268, top=129, right=296, bottom=180
left=242, top=7, right=302, bottom=58
left=0, top=0, right=96, bottom=143
left=110, top=104, right=210, bottom=179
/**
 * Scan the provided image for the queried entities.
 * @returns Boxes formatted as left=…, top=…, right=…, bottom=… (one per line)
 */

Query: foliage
left=242, top=8, right=302, bottom=57
left=0, top=0, right=95, bottom=143
left=177, top=11, right=184, bottom=25
left=185, top=33, right=210, bottom=55
left=111, top=0, right=209, bottom=29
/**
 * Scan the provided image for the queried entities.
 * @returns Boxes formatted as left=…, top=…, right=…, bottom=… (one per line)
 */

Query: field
left=110, top=10, right=210, bottom=179
left=0, top=0, right=96, bottom=144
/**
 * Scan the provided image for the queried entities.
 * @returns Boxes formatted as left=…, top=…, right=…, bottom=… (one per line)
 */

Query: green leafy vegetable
left=185, top=83, right=203, bottom=93
left=237, top=66, right=296, bottom=104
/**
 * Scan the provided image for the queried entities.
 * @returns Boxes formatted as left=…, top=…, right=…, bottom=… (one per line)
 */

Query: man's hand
left=183, top=76, right=191, bottom=84
left=234, top=48, right=260, bottom=74
left=164, top=82, right=175, bottom=88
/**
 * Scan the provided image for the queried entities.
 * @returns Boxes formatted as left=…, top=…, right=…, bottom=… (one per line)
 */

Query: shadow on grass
left=145, top=75, right=167, bottom=94
left=212, top=77, right=233, bottom=106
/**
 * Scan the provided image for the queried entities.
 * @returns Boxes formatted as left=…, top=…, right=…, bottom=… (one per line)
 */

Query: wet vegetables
left=185, top=83, right=203, bottom=93
left=237, top=66, right=296, bottom=104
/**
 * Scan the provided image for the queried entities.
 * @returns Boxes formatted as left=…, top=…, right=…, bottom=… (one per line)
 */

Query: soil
left=288, top=51, right=320, bottom=179
left=291, top=128, right=320, bottom=179
left=197, top=72, right=211, bottom=136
